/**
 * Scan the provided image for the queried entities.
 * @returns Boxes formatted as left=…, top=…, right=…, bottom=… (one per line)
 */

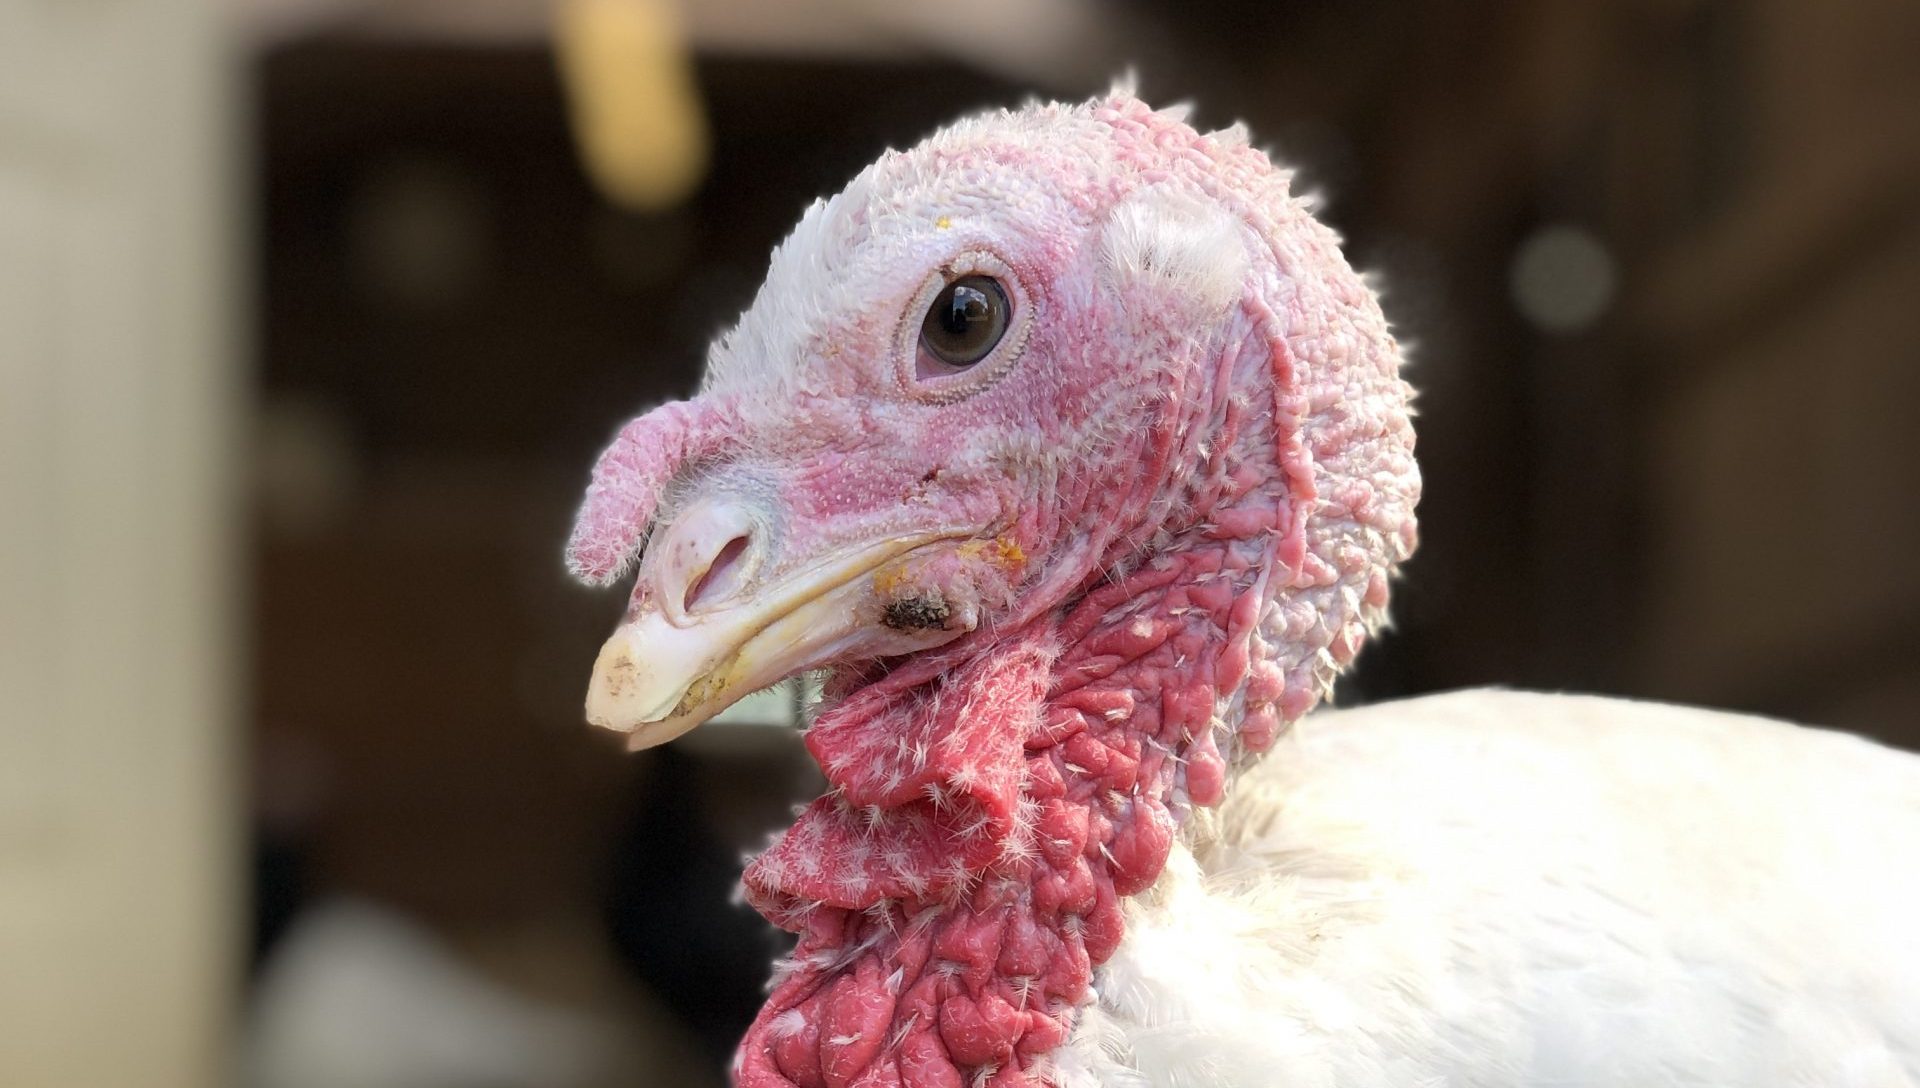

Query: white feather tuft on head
left=1098, top=187, right=1248, bottom=321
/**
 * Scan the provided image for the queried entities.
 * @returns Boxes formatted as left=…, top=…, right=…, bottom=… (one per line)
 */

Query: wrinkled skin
left=569, top=103, right=1222, bottom=672
left=568, top=90, right=1418, bottom=1087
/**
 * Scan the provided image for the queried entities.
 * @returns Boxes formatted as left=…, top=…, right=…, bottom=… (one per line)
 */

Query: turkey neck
left=733, top=509, right=1281, bottom=1088
left=730, top=307, right=1310, bottom=1088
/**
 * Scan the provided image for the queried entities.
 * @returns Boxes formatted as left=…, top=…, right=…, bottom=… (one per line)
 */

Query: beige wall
left=0, top=1, right=240, bottom=1085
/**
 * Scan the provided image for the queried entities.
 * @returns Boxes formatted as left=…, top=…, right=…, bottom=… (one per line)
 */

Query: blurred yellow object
left=556, top=0, right=709, bottom=211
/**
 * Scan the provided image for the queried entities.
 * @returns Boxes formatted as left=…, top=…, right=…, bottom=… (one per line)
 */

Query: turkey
left=565, top=88, right=1920, bottom=1087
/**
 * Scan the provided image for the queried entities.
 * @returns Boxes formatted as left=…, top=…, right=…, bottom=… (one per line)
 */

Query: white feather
left=1100, top=190, right=1248, bottom=320
left=1062, top=689, right=1920, bottom=1087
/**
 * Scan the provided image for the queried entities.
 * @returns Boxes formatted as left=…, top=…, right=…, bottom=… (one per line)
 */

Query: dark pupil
left=921, top=275, right=1007, bottom=367
left=941, top=284, right=990, bottom=334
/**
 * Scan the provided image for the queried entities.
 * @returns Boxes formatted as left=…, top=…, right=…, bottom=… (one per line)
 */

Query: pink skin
left=568, top=91, right=1419, bottom=1088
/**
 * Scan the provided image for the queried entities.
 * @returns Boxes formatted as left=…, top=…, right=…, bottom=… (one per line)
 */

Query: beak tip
left=585, top=619, right=705, bottom=740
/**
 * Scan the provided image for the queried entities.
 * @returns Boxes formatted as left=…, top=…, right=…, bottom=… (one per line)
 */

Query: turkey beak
left=584, top=502, right=966, bottom=750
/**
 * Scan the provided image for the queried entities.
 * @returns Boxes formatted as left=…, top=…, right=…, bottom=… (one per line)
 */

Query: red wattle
left=735, top=523, right=1274, bottom=1088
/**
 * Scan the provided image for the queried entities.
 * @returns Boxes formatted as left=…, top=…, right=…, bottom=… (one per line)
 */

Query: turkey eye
left=919, top=275, right=1009, bottom=368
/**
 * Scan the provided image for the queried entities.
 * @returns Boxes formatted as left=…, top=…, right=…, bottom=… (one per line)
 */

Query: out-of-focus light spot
left=345, top=156, right=495, bottom=309
left=556, top=0, right=709, bottom=212
left=1510, top=223, right=1617, bottom=334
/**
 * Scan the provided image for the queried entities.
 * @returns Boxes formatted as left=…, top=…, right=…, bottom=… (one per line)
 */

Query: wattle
left=735, top=524, right=1278, bottom=1087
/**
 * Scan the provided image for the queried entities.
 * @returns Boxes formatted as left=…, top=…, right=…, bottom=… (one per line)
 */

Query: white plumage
left=1063, top=689, right=1920, bottom=1087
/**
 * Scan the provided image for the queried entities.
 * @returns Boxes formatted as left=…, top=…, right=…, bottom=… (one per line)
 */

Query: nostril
left=685, top=533, right=752, bottom=614
left=654, top=500, right=764, bottom=620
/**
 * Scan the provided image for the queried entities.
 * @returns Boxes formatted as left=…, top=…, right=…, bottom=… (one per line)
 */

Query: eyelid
left=943, top=252, right=999, bottom=279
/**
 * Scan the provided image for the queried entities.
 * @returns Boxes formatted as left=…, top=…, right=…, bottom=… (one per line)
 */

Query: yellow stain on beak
left=953, top=536, right=1028, bottom=572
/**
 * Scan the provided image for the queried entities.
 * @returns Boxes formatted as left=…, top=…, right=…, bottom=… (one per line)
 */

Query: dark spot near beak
left=883, top=594, right=951, bottom=631
left=920, top=467, right=941, bottom=484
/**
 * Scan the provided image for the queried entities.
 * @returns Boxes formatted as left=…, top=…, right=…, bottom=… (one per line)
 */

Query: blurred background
left=2, top=0, right=1916, bottom=1085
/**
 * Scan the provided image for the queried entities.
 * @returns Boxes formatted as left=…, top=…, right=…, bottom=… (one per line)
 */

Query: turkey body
left=1060, top=689, right=1920, bottom=1088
